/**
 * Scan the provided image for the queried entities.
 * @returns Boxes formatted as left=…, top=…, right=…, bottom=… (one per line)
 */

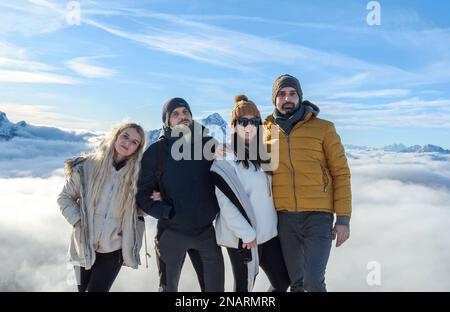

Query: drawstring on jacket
left=143, top=223, right=151, bottom=268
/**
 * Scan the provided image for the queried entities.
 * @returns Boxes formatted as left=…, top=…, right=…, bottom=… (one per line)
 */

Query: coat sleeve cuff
left=67, top=210, right=81, bottom=226
left=335, top=216, right=351, bottom=226
left=143, top=201, right=174, bottom=220
left=241, top=231, right=256, bottom=244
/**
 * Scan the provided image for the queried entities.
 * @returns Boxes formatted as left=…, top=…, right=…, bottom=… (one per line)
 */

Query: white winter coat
left=57, top=156, right=145, bottom=270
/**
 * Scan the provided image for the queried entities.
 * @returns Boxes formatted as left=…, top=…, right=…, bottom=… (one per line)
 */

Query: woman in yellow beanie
left=211, top=95, right=290, bottom=292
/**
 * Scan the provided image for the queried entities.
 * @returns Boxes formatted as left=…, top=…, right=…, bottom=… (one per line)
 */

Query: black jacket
left=136, top=123, right=219, bottom=235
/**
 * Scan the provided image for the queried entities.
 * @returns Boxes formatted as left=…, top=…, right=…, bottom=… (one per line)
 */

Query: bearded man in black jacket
left=136, top=97, right=224, bottom=292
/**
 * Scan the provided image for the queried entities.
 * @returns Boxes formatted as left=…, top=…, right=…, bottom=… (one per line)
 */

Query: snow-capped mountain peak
left=201, top=113, right=227, bottom=126
left=0, top=111, right=16, bottom=140
left=419, top=144, right=450, bottom=153
left=0, top=111, right=86, bottom=142
left=383, top=143, right=450, bottom=154
left=0, top=111, right=9, bottom=123
left=200, top=113, right=228, bottom=143
left=383, top=144, right=408, bottom=152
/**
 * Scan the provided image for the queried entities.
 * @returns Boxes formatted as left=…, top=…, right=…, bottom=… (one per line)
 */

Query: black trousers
left=227, top=236, right=290, bottom=292
left=155, top=226, right=225, bottom=292
left=74, top=249, right=123, bottom=292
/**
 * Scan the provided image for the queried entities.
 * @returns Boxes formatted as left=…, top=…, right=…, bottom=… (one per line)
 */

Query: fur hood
left=63, top=155, right=90, bottom=177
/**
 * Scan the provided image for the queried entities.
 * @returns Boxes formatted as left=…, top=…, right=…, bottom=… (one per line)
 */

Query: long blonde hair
left=86, top=122, right=146, bottom=220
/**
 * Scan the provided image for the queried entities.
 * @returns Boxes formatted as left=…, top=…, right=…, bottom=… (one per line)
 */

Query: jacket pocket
left=135, top=218, right=145, bottom=254
left=320, top=164, right=330, bottom=192
left=72, top=222, right=85, bottom=259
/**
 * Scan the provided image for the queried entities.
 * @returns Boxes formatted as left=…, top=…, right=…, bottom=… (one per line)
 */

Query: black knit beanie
left=162, top=97, right=192, bottom=126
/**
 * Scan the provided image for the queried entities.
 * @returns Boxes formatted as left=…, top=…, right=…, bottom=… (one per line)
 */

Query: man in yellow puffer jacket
left=263, top=74, right=352, bottom=292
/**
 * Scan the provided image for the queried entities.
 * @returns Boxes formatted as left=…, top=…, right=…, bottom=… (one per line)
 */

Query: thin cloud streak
left=0, top=70, right=78, bottom=84
left=65, top=57, right=117, bottom=78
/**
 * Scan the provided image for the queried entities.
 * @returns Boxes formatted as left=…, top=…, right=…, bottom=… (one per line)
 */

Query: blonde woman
left=58, top=123, right=146, bottom=292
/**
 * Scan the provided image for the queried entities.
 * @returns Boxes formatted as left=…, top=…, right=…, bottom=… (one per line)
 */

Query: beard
left=177, top=119, right=191, bottom=126
left=281, top=101, right=297, bottom=115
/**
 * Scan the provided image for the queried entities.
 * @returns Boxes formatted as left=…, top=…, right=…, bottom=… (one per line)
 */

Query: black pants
left=227, top=236, right=290, bottom=292
left=74, top=249, right=123, bottom=292
left=155, top=226, right=225, bottom=292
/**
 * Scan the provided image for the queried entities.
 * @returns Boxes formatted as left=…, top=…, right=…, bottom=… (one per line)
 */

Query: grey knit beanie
left=271, top=74, right=303, bottom=105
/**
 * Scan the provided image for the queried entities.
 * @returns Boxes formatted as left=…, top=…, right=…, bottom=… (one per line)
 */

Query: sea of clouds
left=0, top=136, right=449, bottom=291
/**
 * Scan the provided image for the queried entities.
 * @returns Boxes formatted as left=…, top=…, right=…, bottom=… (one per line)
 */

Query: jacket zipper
left=132, top=208, right=138, bottom=265
left=266, top=174, right=272, bottom=197
left=286, top=134, right=298, bottom=211
left=271, top=115, right=313, bottom=211
left=78, top=167, right=91, bottom=265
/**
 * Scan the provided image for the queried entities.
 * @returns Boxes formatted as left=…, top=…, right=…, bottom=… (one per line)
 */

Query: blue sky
left=1, top=0, right=450, bottom=148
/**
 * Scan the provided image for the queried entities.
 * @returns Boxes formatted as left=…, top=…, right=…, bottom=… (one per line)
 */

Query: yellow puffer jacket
left=263, top=112, right=351, bottom=217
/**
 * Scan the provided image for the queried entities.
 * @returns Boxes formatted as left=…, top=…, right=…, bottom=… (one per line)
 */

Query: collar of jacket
left=265, top=100, right=320, bottom=134
left=64, top=155, right=89, bottom=177
left=273, top=103, right=306, bottom=134
left=210, top=160, right=257, bottom=227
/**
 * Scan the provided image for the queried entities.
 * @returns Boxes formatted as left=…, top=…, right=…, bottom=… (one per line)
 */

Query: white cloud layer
left=0, top=174, right=255, bottom=291
left=0, top=138, right=90, bottom=178
left=326, top=150, right=450, bottom=291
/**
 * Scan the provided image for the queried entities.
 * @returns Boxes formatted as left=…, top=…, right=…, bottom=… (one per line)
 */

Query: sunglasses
left=237, top=117, right=261, bottom=127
